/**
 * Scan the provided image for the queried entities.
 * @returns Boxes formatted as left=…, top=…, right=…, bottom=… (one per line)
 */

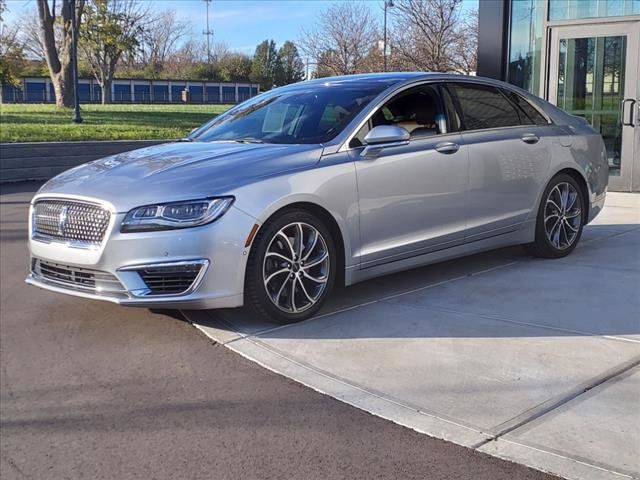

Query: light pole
left=383, top=0, right=394, bottom=72
left=70, top=0, right=82, bottom=123
left=204, top=0, right=213, bottom=63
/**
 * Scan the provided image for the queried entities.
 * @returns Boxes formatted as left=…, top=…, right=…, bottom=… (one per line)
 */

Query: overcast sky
left=3, top=0, right=479, bottom=55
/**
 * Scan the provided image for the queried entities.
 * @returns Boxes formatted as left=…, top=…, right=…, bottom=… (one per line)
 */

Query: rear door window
left=502, top=90, right=548, bottom=125
left=446, top=83, right=530, bottom=130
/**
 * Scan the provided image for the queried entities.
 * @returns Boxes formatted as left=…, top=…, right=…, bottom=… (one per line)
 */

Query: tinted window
left=446, top=83, right=529, bottom=130
left=192, top=82, right=388, bottom=144
left=503, top=90, right=548, bottom=125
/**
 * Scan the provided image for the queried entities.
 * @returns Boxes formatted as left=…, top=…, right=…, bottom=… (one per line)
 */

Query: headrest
left=415, top=101, right=437, bottom=126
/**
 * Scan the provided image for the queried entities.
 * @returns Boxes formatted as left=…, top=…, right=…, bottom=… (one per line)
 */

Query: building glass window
left=507, top=0, right=545, bottom=95
left=550, top=0, right=640, bottom=20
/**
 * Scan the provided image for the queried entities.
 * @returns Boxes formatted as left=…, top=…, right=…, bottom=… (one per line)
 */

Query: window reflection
left=557, top=36, right=627, bottom=175
left=507, top=0, right=544, bottom=95
left=550, top=0, right=640, bottom=20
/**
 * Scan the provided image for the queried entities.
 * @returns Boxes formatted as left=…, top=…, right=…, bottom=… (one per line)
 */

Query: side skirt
left=345, top=220, right=534, bottom=286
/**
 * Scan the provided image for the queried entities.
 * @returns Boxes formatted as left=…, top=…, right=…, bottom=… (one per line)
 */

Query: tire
left=527, top=173, right=585, bottom=258
left=244, top=210, right=337, bottom=324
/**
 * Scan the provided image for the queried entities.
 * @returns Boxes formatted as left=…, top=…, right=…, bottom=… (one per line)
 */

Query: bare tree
left=36, top=0, right=85, bottom=108
left=300, top=2, right=379, bottom=76
left=390, top=0, right=464, bottom=72
left=137, top=10, right=190, bottom=73
left=80, top=0, right=148, bottom=104
left=452, top=8, right=477, bottom=74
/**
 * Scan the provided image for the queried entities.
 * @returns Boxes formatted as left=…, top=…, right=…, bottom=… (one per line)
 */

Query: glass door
left=548, top=22, right=639, bottom=192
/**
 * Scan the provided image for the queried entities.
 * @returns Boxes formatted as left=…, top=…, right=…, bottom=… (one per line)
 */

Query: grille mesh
left=32, top=259, right=125, bottom=295
left=138, top=264, right=203, bottom=295
left=34, top=200, right=110, bottom=244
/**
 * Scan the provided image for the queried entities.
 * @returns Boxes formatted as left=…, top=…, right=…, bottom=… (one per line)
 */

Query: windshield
left=191, top=83, right=389, bottom=144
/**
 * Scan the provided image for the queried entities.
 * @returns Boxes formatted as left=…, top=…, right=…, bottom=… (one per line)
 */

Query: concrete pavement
left=188, top=192, right=640, bottom=480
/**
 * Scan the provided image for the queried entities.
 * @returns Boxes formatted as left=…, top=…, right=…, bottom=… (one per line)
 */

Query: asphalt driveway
left=1, top=182, right=554, bottom=480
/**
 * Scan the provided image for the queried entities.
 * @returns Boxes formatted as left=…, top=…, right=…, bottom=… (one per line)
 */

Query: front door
left=548, top=22, right=640, bottom=192
left=353, top=84, right=469, bottom=268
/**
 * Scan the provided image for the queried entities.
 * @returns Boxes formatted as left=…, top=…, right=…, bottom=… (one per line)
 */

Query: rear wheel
left=528, top=174, right=585, bottom=258
left=245, top=210, right=336, bottom=324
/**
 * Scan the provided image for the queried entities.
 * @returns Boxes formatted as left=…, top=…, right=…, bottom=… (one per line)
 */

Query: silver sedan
left=27, top=73, right=608, bottom=323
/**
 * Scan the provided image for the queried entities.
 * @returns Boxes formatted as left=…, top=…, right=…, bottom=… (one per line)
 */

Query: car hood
left=37, top=141, right=323, bottom=212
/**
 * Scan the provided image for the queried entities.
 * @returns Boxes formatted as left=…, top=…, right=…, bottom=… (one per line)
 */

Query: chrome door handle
left=521, top=133, right=539, bottom=144
left=621, top=99, right=636, bottom=126
left=435, top=142, right=459, bottom=154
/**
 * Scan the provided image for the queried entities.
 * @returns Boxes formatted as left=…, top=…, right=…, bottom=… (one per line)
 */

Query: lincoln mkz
left=27, top=73, right=608, bottom=323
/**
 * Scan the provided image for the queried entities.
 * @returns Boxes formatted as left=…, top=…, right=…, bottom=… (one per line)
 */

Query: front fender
left=232, top=160, right=360, bottom=269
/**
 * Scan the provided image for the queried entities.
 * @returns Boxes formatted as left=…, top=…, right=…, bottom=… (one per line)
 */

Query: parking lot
left=1, top=183, right=638, bottom=480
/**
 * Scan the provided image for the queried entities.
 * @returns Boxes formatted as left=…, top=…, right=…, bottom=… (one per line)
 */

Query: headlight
left=120, top=197, right=234, bottom=233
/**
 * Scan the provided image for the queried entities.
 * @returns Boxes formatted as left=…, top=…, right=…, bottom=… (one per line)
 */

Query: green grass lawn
left=0, top=103, right=232, bottom=143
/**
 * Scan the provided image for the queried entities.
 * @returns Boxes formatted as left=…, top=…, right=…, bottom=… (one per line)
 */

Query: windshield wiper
left=233, top=137, right=265, bottom=144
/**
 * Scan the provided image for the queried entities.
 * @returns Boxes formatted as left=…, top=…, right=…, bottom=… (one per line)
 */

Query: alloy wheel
left=544, top=181, right=582, bottom=250
left=262, top=222, right=330, bottom=313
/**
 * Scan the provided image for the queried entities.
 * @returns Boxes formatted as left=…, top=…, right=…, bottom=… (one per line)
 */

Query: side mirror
left=361, top=125, right=410, bottom=158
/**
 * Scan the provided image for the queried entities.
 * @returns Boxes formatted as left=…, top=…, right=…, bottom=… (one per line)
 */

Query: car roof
left=283, top=72, right=515, bottom=91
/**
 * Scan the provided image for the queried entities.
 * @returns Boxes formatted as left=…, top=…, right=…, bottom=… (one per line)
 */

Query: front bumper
left=26, top=203, right=257, bottom=309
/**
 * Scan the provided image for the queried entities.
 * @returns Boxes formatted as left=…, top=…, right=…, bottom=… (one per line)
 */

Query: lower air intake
left=137, top=262, right=205, bottom=295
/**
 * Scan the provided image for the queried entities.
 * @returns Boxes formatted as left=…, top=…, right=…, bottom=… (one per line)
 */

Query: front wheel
left=244, top=210, right=336, bottom=324
left=528, top=174, right=585, bottom=258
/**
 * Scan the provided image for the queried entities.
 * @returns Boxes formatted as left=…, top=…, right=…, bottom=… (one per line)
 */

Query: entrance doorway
left=548, top=22, right=640, bottom=192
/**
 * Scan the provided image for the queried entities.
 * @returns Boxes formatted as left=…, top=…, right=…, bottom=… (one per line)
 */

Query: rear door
left=445, top=82, right=553, bottom=242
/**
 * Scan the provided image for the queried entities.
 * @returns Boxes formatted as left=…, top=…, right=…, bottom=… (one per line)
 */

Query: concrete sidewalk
left=185, top=193, right=640, bottom=480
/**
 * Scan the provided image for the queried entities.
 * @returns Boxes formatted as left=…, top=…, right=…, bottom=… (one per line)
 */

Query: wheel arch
left=553, top=167, right=590, bottom=225
left=247, top=201, right=348, bottom=287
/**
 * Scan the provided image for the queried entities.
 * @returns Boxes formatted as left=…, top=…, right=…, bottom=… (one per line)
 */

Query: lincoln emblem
left=57, top=205, right=69, bottom=235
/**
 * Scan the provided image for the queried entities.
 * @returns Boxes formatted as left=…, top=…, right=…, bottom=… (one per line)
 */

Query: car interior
left=351, top=85, right=448, bottom=148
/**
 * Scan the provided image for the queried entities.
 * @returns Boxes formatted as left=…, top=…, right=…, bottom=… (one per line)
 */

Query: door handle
left=435, top=142, right=459, bottom=154
left=621, top=98, right=636, bottom=126
left=521, top=133, right=539, bottom=144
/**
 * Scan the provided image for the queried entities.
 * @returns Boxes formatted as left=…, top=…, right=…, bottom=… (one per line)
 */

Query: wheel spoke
left=550, top=220, right=562, bottom=248
left=274, top=276, right=289, bottom=302
left=564, top=219, right=579, bottom=232
left=265, top=251, right=292, bottom=263
left=302, top=230, right=318, bottom=261
left=544, top=212, right=560, bottom=223
left=295, top=223, right=304, bottom=259
left=565, top=209, right=581, bottom=219
left=303, top=252, right=328, bottom=269
left=289, top=275, right=297, bottom=312
left=546, top=198, right=562, bottom=212
left=264, top=268, right=289, bottom=286
left=302, top=271, right=327, bottom=283
left=566, top=191, right=578, bottom=210
left=296, top=276, right=315, bottom=303
left=277, top=231, right=296, bottom=260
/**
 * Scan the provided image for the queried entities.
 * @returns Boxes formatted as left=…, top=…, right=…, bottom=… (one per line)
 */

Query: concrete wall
left=0, top=140, right=166, bottom=183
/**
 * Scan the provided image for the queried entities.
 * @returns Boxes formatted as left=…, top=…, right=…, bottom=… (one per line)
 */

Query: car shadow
left=184, top=223, right=640, bottom=341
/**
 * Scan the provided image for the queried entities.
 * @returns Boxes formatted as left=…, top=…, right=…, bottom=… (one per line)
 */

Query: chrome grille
left=137, top=263, right=204, bottom=295
left=31, top=259, right=126, bottom=296
left=33, top=200, right=110, bottom=245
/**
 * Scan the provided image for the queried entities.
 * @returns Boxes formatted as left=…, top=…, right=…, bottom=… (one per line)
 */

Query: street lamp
left=383, top=0, right=394, bottom=72
left=70, top=0, right=82, bottom=123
